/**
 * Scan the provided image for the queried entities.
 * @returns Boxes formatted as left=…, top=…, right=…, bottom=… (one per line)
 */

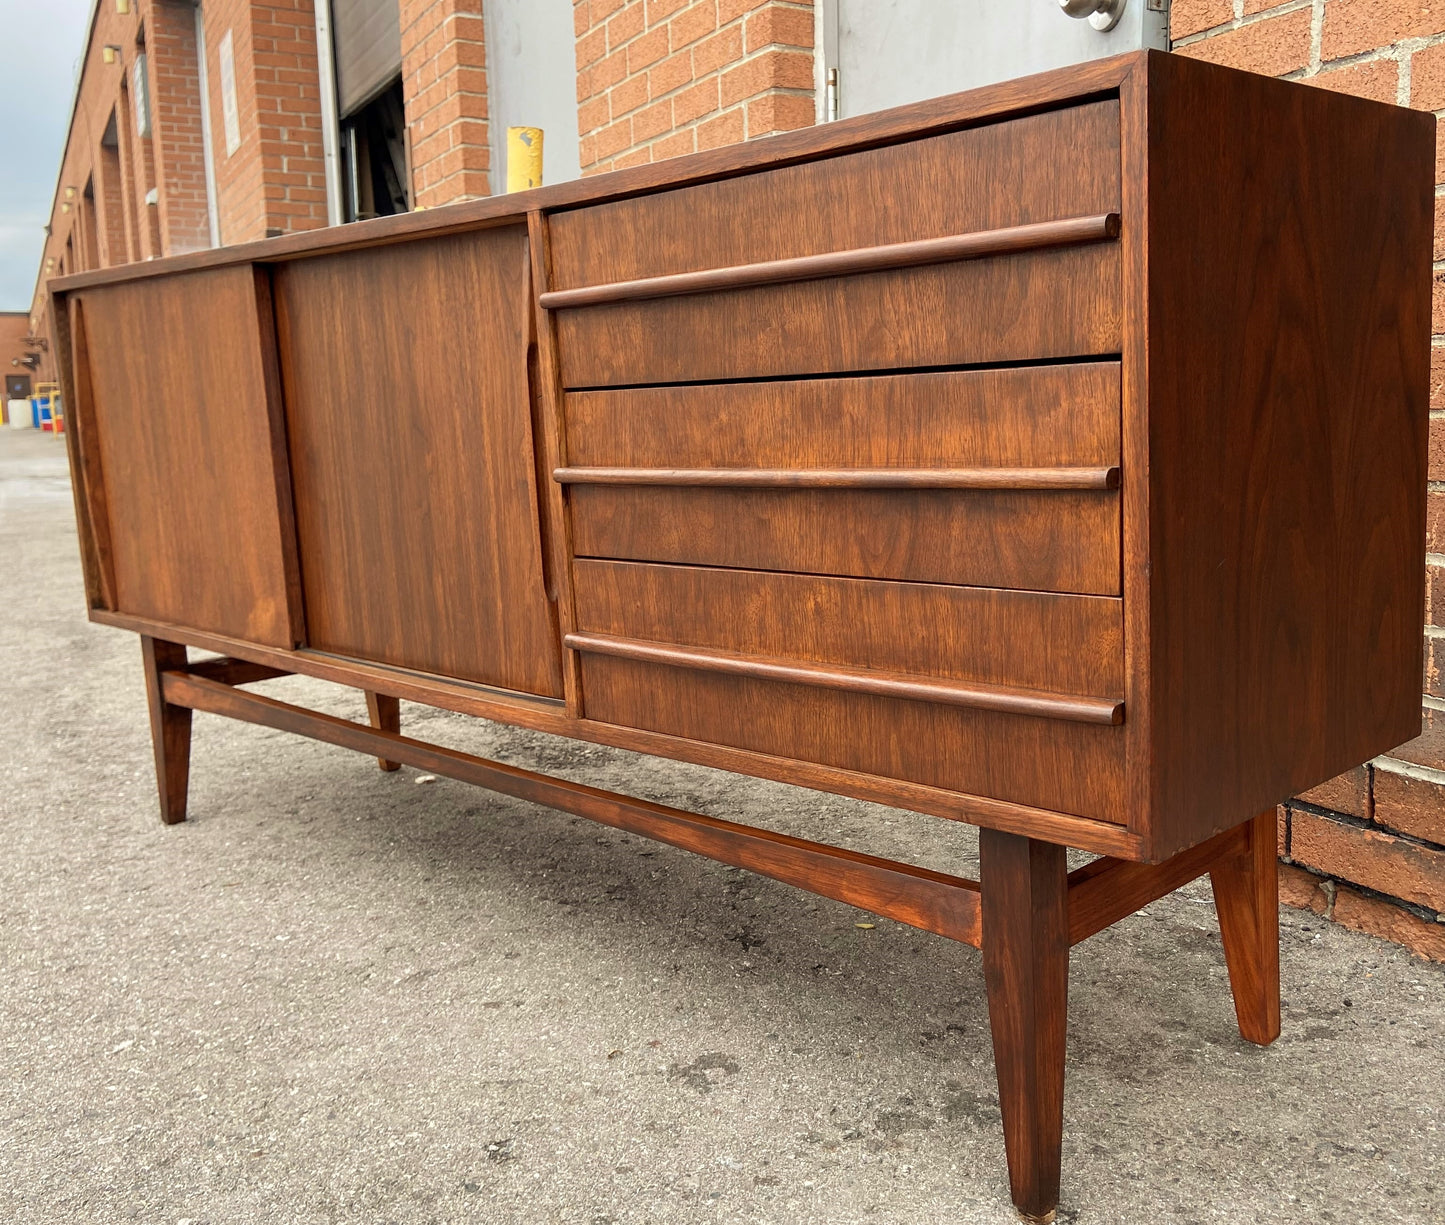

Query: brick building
left=0, top=312, right=48, bottom=407
left=29, top=0, right=1445, bottom=960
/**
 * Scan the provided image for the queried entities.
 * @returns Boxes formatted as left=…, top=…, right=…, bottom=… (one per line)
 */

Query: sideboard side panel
left=274, top=227, right=565, bottom=698
left=1145, top=52, right=1435, bottom=858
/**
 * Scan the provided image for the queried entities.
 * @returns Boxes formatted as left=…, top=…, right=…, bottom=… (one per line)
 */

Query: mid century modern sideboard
left=49, top=52, right=1432, bottom=1221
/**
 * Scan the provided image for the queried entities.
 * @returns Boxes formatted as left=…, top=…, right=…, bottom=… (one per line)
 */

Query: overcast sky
left=0, top=0, right=96, bottom=312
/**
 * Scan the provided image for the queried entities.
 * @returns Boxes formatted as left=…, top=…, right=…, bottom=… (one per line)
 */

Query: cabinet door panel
left=73, top=267, right=299, bottom=646
left=275, top=228, right=563, bottom=696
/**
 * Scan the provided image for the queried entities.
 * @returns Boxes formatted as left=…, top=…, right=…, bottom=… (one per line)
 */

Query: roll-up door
left=332, top=0, right=402, bottom=118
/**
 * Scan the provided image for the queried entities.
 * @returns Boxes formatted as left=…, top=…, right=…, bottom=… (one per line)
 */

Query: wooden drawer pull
left=538, top=212, right=1121, bottom=310
left=566, top=632, right=1124, bottom=726
left=555, top=465, right=1120, bottom=490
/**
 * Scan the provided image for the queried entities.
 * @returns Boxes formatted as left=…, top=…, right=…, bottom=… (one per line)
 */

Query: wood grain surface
left=539, top=213, right=1118, bottom=309
left=578, top=655, right=1127, bottom=822
left=274, top=228, right=564, bottom=696
left=365, top=691, right=402, bottom=772
left=55, top=298, right=114, bottom=610
left=569, top=484, right=1120, bottom=595
left=1142, top=54, right=1434, bottom=856
left=70, top=266, right=301, bottom=646
left=571, top=559, right=1123, bottom=698
left=564, top=363, right=1120, bottom=470
left=1210, top=809, right=1281, bottom=1045
left=566, top=632, right=1123, bottom=724
left=554, top=466, right=1118, bottom=490
left=548, top=101, right=1119, bottom=287
left=980, top=829, right=1069, bottom=1223
left=141, top=636, right=192, bottom=825
left=555, top=243, right=1121, bottom=388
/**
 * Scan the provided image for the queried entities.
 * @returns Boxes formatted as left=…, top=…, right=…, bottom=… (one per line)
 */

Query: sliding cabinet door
left=274, top=226, right=562, bottom=697
left=66, top=265, right=302, bottom=647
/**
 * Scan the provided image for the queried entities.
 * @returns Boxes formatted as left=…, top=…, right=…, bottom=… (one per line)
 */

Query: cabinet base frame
left=141, top=636, right=1281, bottom=1222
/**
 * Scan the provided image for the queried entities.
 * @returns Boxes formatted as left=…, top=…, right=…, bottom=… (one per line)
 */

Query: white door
left=484, top=0, right=582, bottom=191
left=823, top=0, right=1168, bottom=120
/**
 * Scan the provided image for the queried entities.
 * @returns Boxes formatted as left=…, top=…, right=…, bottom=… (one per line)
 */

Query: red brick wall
left=574, top=0, right=814, bottom=174
left=401, top=0, right=491, bottom=207
left=202, top=0, right=329, bottom=242
left=1176, top=2, right=1445, bottom=962
left=149, top=0, right=213, bottom=254
left=0, top=314, right=47, bottom=397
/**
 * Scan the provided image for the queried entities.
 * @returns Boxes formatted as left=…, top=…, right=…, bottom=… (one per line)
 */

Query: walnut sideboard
left=48, top=52, right=1432, bottom=1222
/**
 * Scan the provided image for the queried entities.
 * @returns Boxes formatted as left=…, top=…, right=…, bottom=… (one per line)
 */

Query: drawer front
left=569, top=561, right=1126, bottom=822
left=579, top=658, right=1125, bottom=823
left=561, top=365, right=1121, bottom=596
left=545, top=101, right=1122, bottom=388
left=548, top=101, right=1120, bottom=288
left=573, top=560, right=1123, bottom=699
left=566, top=363, right=1120, bottom=468
left=553, top=243, right=1120, bottom=388
left=569, top=485, right=1118, bottom=594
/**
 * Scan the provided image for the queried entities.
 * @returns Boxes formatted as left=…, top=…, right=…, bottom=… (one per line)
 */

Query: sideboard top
left=51, top=50, right=1158, bottom=295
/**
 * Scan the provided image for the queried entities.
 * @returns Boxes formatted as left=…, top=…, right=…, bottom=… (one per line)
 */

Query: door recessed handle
left=1060, top=0, right=1126, bottom=32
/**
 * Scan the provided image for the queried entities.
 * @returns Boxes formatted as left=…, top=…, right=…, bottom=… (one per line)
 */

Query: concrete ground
left=1, top=425, right=1442, bottom=1225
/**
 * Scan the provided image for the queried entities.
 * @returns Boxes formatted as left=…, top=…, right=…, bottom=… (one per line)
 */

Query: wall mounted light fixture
left=116, top=0, right=131, bottom=13
left=102, top=44, right=121, bottom=64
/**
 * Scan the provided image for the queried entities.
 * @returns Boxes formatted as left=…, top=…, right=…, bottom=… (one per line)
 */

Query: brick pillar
left=202, top=0, right=328, bottom=243
left=135, top=75, right=166, bottom=256
left=400, top=0, right=492, bottom=207
left=148, top=0, right=213, bottom=253
left=249, top=0, right=329, bottom=236
left=95, top=134, right=129, bottom=267
left=1173, top=2, right=1445, bottom=962
left=574, top=0, right=814, bottom=175
left=74, top=190, right=97, bottom=272
left=117, top=72, right=158, bottom=259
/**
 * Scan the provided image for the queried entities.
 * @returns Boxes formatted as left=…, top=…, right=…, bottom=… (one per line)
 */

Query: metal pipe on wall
left=192, top=2, right=222, bottom=247
left=311, top=0, right=344, bottom=227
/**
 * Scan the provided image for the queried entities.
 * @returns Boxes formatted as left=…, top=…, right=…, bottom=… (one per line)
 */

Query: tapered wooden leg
left=980, top=828, right=1069, bottom=1224
left=1210, top=808, right=1281, bottom=1046
left=365, top=691, right=401, bottom=771
left=140, top=636, right=192, bottom=825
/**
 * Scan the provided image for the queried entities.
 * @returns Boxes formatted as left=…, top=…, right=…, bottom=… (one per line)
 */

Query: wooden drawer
left=565, top=363, right=1120, bottom=468
left=572, top=560, right=1123, bottom=704
left=568, top=561, right=1126, bottom=822
left=543, top=102, right=1121, bottom=388
left=551, top=241, right=1119, bottom=389
left=560, top=365, right=1121, bottom=595
left=580, top=659, right=1125, bottom=822
left=548, top=102, right=1120, bottom=287
left=568, top=484, right=1115, bottom=593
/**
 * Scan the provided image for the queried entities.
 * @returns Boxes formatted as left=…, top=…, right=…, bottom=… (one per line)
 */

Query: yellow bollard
left=506, top=127, right=544, bottom=192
